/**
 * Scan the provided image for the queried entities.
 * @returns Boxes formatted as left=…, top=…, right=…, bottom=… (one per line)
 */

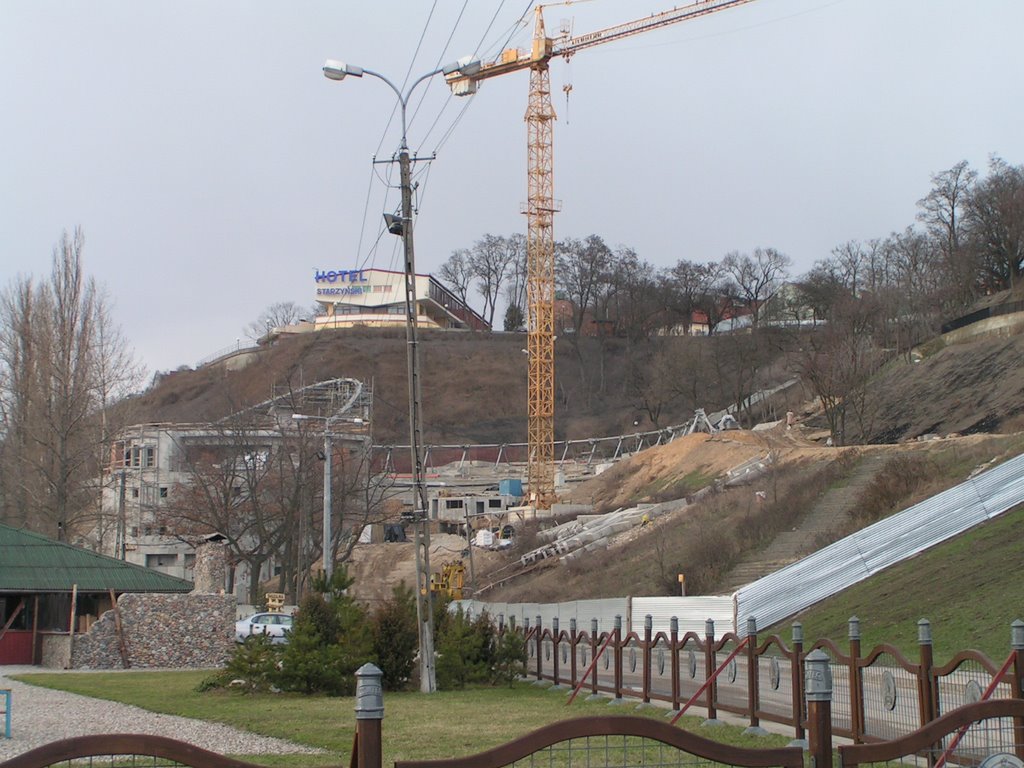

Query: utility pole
left=117, top=470, right=127, bottom=560
left=323, top=430, right=333, bottom=582
left=399, top=145, right=436, bottom=693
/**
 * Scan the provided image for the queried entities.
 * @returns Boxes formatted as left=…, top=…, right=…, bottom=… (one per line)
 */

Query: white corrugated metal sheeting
left=631, top=596, right=734, bottom=636
left=736, top=452, right=1024, bottom=632
left=458, top=598, right=628, bottom=633
left=456, top=595, right=735, bottom=637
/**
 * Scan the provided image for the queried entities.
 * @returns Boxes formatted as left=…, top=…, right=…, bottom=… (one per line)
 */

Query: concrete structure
left=102, top=423, right=285, bottom=589
left=431, top=491, right=518, bottom=534
left=98, top=378, right=372, bottom=598
left=313, top=267, right=489, bottom=332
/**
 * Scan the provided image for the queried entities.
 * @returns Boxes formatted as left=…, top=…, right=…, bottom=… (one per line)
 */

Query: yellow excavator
left=429, top=560, right=466, bottom=600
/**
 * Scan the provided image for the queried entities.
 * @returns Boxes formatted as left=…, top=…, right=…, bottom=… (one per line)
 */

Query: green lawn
left=11, top=673, right=791, bottom=767
left=781, top=502, right=1024, bottom=661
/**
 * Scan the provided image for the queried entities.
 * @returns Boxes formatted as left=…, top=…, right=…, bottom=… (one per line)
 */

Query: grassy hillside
left=783, top=502, right=1024, bottom=661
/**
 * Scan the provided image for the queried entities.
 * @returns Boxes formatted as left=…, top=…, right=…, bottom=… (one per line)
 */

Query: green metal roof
left=0, top=523, right=193, bottom=594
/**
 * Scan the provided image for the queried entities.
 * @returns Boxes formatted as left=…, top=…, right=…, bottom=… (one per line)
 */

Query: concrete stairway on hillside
left=718, top=452, right=891, bottom=593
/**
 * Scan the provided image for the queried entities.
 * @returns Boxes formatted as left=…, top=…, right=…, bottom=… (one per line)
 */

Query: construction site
left=94, top=0, right=1024, bottom=650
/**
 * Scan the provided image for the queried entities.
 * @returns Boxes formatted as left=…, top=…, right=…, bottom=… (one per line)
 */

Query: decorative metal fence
left=510, top=614, right=1024, bottom=745
left=4, top=660, right=1024, bottom=768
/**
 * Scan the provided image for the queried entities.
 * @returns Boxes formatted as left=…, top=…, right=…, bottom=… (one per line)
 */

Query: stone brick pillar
left=192, top=541, right=226, bottom=594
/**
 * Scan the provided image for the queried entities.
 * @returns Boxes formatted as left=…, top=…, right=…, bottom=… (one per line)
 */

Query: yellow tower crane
left=447, top=0, right=757, bottom=508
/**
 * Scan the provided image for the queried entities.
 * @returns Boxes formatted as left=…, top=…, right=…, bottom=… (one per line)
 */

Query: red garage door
left=0, top=630, right=33, bottom=664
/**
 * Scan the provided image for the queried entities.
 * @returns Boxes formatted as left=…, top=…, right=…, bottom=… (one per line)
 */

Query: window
left=131, top=488, right=139, bottom=498
left=488, top=499, right=503, bottom=508
left=445, top=499, right=464, bottom=510
left=127, top=445, right=156, bottom=468
left=184, top=554, right=196, bottom=570
left=159, top=487, right=168, bottom=498
left=131, top=526, right=139, bottom=538
left=145, top=553, right=177, bottom=568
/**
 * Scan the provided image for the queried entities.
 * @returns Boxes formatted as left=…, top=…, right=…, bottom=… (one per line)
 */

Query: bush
left=201, top=633, right=281, bottom=693
left=276, top=566, right=374, bottom=695
left=372, top=583, right=418, bottom=691
left=491, top=627, right=527, bottom=686
left=225, top=633, right=281, bottom=692
left=852, top=454, right=932, bottom=526
left=435, top=607, right=496, bottom=689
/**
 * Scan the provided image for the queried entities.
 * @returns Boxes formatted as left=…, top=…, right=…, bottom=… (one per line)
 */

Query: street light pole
left=322, top=56, right=479, bottom=694
left=322, top=429, right=333, bottom=582
left=293, top=413, right=364, bottom=585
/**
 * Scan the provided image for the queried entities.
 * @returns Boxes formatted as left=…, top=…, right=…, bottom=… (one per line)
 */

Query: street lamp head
left=383, top=212, right=404, bottom=236
left=323, top=60, right=364, bottom=81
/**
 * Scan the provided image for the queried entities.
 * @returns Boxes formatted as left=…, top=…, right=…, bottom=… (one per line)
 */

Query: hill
left=126, top=327, right=806, bottom=444
left=125, top=316, right=1024, bottom=628
left=128, top=319, right=1024, bottom=448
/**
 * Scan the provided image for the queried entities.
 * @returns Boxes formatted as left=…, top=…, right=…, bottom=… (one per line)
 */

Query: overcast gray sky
left=3, top=0, right=1022, bottom=377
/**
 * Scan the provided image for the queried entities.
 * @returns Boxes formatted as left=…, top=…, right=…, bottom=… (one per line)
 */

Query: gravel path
left=0, top=666, right=324, bottom=761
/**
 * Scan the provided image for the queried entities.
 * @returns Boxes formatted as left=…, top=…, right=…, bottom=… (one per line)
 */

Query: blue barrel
left=499, top=478, right=523, bottom=498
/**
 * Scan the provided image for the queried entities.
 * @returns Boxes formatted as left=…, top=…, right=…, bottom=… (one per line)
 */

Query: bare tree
left=556, top=235, right=613, bottom=337
left=917, top=160, right=977, bottom=308
left=721, top=247, right=792, bottom=327
left=963, top=156, right=1024, bottom=292
left=0, top=229, right=142, bottom=540
left=794, top=295, right=887, bottom=446
left=555, top=234, right=614, bottom=399
left=245, top=301, right=305, bottom=341
left=607, top=248, right=660, bottom=343
left=469, top=235, right=516, bottom=328
left=792, top=262, right=848, bottom=325
left=501, top=233, right=528, bottom=329
left=438, top=248, right=474, bottom=306
left=159, top=416, right=318, bottom=604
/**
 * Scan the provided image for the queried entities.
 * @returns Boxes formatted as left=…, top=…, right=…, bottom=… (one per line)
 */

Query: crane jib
left=555, top=0, right=756, bottom=58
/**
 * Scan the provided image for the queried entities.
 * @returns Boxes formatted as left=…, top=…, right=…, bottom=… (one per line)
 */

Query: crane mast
left=447, top=0, right=756, bottom=509
left=524, top=9, right=559, bottom=508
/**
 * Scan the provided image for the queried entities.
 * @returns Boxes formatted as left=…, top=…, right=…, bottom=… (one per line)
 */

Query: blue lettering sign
left=315, top=269, right=368, bottom=284
left=316, top=285, right=371, bottom=296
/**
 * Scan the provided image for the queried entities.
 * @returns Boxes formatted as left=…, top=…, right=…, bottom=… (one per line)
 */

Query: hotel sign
left=315, top=269, right=371, bottom=296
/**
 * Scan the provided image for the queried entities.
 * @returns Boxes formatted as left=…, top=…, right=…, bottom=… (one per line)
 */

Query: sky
left=2, top=0, right=1022, bottom=378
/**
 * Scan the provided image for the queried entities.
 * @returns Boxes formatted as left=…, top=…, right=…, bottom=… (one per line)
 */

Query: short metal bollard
left=355, top=664, right=383, bottom=768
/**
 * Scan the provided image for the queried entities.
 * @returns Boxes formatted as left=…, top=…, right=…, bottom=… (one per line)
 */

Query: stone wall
left=39, top=633, right=71, bottom=669
left=69, top=593, right=234, bottom=669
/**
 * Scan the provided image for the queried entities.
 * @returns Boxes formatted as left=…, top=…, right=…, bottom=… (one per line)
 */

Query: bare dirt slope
left=850, top=331, right=1024, bottom=443
left=565, top=428, right=828, bottom=511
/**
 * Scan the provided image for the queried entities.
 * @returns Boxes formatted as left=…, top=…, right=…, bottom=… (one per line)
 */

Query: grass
left=10, top=674, right=792, bottom=767
left=782, top=501, right=1024, bottom=661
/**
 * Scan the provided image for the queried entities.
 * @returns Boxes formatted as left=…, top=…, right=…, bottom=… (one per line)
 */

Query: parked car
left=235, top=611, right=293, bottom=644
